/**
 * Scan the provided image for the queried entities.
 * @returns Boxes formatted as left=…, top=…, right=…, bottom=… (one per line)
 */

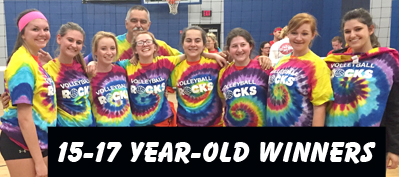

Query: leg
left=5, top=158, right=36, bottom=177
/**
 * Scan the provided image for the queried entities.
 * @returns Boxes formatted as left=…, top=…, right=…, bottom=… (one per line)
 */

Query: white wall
left=0, top=0, right=6, bottom=93
left=370, top=0, right=392, bottom=47
left=188, top=0, right=224, bottom=48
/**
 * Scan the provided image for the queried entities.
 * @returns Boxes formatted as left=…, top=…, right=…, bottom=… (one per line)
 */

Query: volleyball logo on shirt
left=136, top=86, right=146, bottom=94
left=332, top=69, right=345, bottom=78
left=279, top=43, right=293, bottom=55
left=60, top=79, right=90, bottom=99
left=98, top=90, right=128, bottom=105
left=223, top=86, right=257, bottom=100
left=62, top=86, right=90, bottom=99
left=70, top=89, right=78, bottom=98
left=183, top=86, right=192, bottom=95
left=179, top=82, right=214, bottom=96
left=331, top=68, right=373, bottom=79
left=131, top=83, right=166, bottom=95
left=225, top=90, right=234, bottom=100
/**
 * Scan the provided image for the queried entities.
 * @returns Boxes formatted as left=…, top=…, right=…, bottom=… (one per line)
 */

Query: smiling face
left=133, top=33, right=156, bottom=59
left=343, top=19, right=374, bottom=53
left=22, top=18, right=50, bottom=55
left=57, top=29, right=84, bottom=59
left=288, top=23, right=315, bottom=56
left=183, top=29, right=205, bottom=60
left=94, top=37, right=117, bottom=66
left=228, top=36, right=252, bottom=66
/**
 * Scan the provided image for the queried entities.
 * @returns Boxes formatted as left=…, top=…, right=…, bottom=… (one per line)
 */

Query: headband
left=18, top=11, right=47, bottom=32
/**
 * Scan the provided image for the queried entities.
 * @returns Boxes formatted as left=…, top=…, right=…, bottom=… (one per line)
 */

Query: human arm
left=256, top=56, right=272, bottom=70
left=202, top=52, right=227, bottom=67
left=312, top=103, right=326, bottom=127
left=18, top=103, right=48, bottom=176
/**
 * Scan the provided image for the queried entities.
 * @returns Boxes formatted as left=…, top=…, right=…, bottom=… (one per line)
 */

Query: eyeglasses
left=263, top=47, right=271, bottom=49
left=136, top=40, right=154, bottom=46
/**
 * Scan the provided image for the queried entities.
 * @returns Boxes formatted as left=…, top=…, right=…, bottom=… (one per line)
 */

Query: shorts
left=0, top=132, right=48, bottom=160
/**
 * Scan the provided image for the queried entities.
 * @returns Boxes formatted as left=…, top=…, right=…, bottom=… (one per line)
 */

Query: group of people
left=0, top=4, right=398, bottom=177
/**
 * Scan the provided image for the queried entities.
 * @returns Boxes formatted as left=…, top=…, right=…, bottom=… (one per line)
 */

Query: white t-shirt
left=269, top=37, right=293, bottom=66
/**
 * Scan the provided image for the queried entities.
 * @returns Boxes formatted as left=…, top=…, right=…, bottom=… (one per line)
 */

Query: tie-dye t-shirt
left=89, top=65, right=134, bottom=127
left=116, top=56, right=180, bottom=126
left=0, top=46, right=57, bottom=150
left=169, top=57, right=223, bottom=127
left=43, top=58, right=94, bottom=127
left=84, top=33, right=181, bottom=64
left=324, top=47, right=399, bottom=127
left=267, top=50, right=334, bottom=127
left=218, top=59, right=272, bottom=127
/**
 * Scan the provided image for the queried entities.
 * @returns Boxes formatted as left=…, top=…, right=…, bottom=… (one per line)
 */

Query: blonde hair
left=206, top=32, right=218, bottom=49
left=279, top=26, right=289, bottom=39
left=91, top=31, right=118, bottom=61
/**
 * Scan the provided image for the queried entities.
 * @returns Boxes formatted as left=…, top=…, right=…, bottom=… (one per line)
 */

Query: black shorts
left=0, top=132, right=48, bottom=160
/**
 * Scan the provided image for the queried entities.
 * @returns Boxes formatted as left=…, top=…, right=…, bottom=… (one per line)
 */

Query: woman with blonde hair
left=206, top=32, right=222, bottom=53
left=89, top=31, right=134, bottom=126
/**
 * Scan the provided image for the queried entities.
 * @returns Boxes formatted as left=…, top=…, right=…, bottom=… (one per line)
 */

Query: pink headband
left=18, top=11, right=47, bottom=32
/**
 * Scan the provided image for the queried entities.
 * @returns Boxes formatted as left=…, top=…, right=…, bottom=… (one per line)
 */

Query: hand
left=215, top=54, right=227, bottom=68
left=38, top=49, right=52, bottom=65
left=35, top=161, right=48, bottom=177
left=387, top=152, right=399, bottom=169
left=86, top=61, right=97, bottom=78
left=1, top=92, right=10, bottom=109
left=217, top=51, right=228, bottom=60
left=129, top=55, right=138, bottom=66
left=257, top=56, right=272, bottom=70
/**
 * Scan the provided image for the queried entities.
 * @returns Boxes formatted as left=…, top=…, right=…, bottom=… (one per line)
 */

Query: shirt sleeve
left=114, top=60, right=130, bottom=70
left=309, top=59, right=334, bottom=106
left=160, top=41, right=182, bottom=56
left=168, top=68, right=177, bottom=88
left=166, top=55, right=182, bottom=66
left=6, top=61, right=35, bottom=106
left=217, top=68, right=226, bottom=100
left=84, top=53, right=94, bottom=65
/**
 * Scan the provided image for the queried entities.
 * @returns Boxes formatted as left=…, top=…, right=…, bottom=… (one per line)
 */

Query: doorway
left=192, top=24, right=222, bottom=49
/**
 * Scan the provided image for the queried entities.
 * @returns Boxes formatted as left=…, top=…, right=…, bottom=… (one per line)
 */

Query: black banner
left=49, top=127, right=386, bottom=176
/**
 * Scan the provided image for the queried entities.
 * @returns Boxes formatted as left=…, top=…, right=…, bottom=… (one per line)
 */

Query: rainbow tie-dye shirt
left=218, top=59, right=271, bottom=127
left=43, top=59, right=94, bottom=127
left=0, top=46, right=57, bottom=150
left=324, top=47, right=399, bottom=126
left=84, top=33, right=181, bottom=64
left=169, top=57, right=223, bottom=127
left=89, top=65, right=134, bottom=127
left=267, top=50, right=334, bottom=127
left=117, top=56, right=180, bottom=126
